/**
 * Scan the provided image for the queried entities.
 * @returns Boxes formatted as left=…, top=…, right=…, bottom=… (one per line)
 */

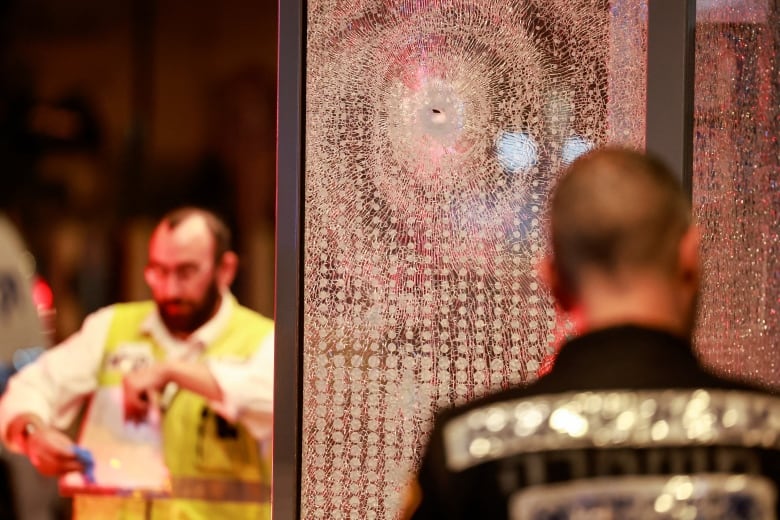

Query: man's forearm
left=162, top=360, right=223, bottom=402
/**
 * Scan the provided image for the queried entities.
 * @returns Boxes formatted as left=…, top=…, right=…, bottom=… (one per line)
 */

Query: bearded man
left=0, top=207, right=274, bottom=520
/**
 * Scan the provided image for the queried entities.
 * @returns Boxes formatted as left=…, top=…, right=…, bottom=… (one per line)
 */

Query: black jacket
left=411, top=325, right=780, bottom=519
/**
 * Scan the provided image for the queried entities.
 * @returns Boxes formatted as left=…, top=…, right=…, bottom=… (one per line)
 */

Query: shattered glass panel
left=303, top=1, right=647, bottom=517
left=693, top=1, right=780, bottom=389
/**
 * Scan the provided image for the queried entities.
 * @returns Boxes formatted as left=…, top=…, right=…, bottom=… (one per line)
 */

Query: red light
left=32, top=276, right=54, bottom=311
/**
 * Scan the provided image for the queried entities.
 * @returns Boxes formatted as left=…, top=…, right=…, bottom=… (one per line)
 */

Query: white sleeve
left=0, top=307, right=113, bottom=450
left=207, top=328, right=274, bottom=440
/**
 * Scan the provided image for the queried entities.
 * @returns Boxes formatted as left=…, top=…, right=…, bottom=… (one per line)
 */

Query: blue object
left=12, top=346, right=44, bottom=371
left=496, top=131, right=538, bottom=174
left=0, top=362, right=14, bottom=394
left=562, top=135, right=594, bottom=165
left=72, top=445, right=95, bottom=484
left=0, top=347, right=44, bottom=395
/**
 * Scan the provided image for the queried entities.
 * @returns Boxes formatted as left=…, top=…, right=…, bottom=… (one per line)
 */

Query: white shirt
left=0, top=293, right=274, bottom=449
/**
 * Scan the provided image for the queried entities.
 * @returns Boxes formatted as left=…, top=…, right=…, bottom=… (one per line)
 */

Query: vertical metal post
left=274, top=0, right=305, bottom=518
left=645, top=0, right=696, bottom=196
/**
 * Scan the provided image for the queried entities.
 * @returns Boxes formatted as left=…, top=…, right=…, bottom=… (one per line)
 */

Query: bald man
left=406, top=149, right=780, bottom=519
left=0, top=207, right=274, bottom=520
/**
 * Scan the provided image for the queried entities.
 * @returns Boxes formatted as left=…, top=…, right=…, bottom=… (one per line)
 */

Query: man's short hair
left=159, top=207, right=232, bottom=261
left=549, top=147, right=691, bottom=292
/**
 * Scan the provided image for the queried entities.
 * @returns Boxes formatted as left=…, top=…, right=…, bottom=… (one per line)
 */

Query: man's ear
left=538, top=255, right=575, bottom=312
left=678, top=224, right=701, bottom=288
left=216, top=251, right=239, bottom=290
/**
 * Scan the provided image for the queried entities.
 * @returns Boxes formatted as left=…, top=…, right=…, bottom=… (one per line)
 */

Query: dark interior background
left=0, top=0, right=279, bottom=345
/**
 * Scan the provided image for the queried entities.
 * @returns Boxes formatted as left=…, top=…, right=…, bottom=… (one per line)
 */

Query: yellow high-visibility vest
left=72, top=301, right=273, bottom=520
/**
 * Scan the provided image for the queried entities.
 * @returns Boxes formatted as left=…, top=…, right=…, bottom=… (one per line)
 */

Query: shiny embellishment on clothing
left=444, top=389, right=780, bottom=471
left=509, top=473, right=777, bottom=520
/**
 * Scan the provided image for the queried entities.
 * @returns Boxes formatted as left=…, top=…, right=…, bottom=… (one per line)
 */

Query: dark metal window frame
left=646, top=0, right=696, bottom=196
left=273, top=1, right=696, bottom=518
left=274, top=0, right=305, bottom=518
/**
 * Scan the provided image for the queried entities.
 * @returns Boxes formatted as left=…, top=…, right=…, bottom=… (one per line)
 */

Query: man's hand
left=122, top=359, right=224, bottom=423
left=24, top=423, right=83, bottom=477
left=122, top=363, right=168, bottom=423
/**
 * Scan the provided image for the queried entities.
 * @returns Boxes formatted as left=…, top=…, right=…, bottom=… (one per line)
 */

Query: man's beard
left=157, top=281, right=221, bottom=336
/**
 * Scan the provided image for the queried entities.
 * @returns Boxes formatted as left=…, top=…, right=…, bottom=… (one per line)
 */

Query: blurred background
left=0, top=0, right=279, bottom=344
left=0, top=2, right=278, bottom=517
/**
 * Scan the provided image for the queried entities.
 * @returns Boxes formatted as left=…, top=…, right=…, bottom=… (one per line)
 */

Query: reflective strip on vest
left=170, top=476, right=271, bottom=503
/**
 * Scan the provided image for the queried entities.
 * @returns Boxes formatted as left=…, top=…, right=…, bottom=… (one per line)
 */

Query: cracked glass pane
left=693, top=0, right=780, bottom=388
left=303, top=1, right=647, bottom=517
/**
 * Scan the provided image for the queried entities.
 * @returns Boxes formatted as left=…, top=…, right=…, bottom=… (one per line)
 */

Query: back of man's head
left=549, top=147, right=691, bottom=295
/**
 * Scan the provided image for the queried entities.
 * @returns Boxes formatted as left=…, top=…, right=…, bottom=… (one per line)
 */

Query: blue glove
left=72, top=445, right=95, bottom=484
